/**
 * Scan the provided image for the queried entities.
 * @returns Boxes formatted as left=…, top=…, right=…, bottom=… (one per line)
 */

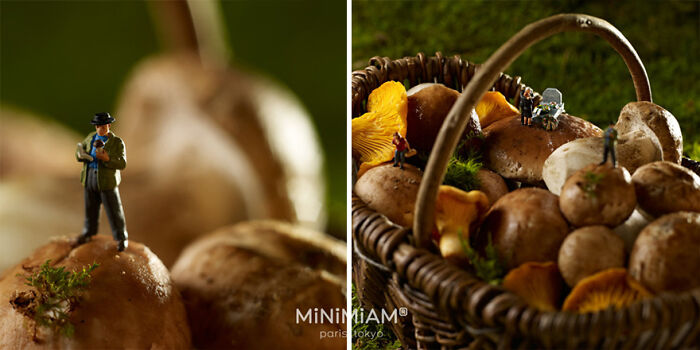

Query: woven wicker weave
left=352, top=14, right=700, bottom=349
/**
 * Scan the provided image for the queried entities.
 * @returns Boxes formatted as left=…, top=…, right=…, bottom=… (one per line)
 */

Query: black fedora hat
left=91, top=112, right=115, bottom=125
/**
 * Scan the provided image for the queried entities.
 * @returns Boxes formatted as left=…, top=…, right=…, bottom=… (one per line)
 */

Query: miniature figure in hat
left=600, top=123, right=618, bottom=167
left=75, top=112, right=128, bottom=251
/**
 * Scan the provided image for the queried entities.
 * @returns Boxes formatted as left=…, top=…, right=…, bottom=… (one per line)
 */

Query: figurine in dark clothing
left=520, top=88, right=534, bottom=126
left=600, top=123, right=618, bottom=167
left=75, top=112, right=128, bottom=252
left=392, top=132, right=409, bottom=170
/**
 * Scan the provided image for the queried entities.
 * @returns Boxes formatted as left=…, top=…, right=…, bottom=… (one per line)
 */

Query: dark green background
left=353, top=0, right=699, bottom=160
left=0, top=0, right=347, bottom=235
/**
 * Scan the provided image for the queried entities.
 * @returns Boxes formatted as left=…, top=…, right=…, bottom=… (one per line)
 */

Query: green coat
left=77, top=131, right=127, bottom=191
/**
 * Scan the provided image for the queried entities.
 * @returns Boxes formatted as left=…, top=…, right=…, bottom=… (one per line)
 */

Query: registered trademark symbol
left=399, top=307, right=408, bottom=317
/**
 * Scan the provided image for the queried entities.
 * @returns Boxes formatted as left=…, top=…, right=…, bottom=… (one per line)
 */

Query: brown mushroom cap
left=482, top=114, right=602, bottom=184
left=406, top=84, right=480, bottom=154
left=479, top=188, right=570, bottom=270
left=558, top=226, right=626, bottom=287
left=559, top=163, right=636, bottom=227
left=171, top=221, right=346, bottom=350
left=631, top=161, right=700, bottom=217
left=617, top=101, right=683, bottom=164
left=354, top=164, right=422, bottom=227
left=628, top=211, right=700, bottom=293
left=475, top=169, right=509, bottom=205
left=0, top=235, right=191, bottom=349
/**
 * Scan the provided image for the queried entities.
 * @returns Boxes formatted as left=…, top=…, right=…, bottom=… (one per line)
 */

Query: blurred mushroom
left=0, top=108, right=79, bottom=179
left=613, top=209, right=651, bottom=254
left=115, top=51, right=328, bottom=265
left=434, top=186, right=489, bottom=263
left=558, top=226, right=626, bottom=287
left=628, top=211, right=700, bottom=293
left=559, top=163, right=636, bottom=227
left=502, top=262, right=564, bottom=311
left=353, top=164, right=422, bottom=227
left=616, top=102, right=683, bottom=164
left=0, top=110, right=88, bottom=271
left=631, top=161, right=700, bottom=217
left=479, top=188, right=570, bottom=269
left=475, top=91, right=520, bottom=129
left=542, top=131, right=662, bottom=194
left=475, top=169, right=509, bottom=205
left=0, top=235, right=190, bottom=349
left=171, top=221, right=345, bottom=350
left=562, top=268, right=652, bottom=313
left=482, top=114, right=602, bottom=184
left=351, top=81, right=408, bottom=165
left=406, top=85, right=481, bottom=154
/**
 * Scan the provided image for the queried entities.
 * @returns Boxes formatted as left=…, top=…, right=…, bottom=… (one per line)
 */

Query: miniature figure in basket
left=519, top=88, right=534, bottom=126
left=600, top=123, right=618, bottom=167
left=532, top=88, right=564, bottom=131
left=392, top=132, right=415, bottom=170
left=75, top=112, right=129, bottom=252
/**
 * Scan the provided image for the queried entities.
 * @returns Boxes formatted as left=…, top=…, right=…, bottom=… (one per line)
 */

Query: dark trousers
left=521, top=111, right=531, bottom=125
left=601, top=142, right=617, bottom=166
left=83, top=168, right=127, bottom=241
left=393, top=150, right=407, bottom=168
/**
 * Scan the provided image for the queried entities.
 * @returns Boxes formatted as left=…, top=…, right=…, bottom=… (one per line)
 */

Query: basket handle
left=413, top=13, right=652, bottom=248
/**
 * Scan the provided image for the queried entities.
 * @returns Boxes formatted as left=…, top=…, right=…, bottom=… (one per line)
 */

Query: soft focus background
left=1, top=1, right=346, bottom=236
left=353, top=0, right=699, bottom=160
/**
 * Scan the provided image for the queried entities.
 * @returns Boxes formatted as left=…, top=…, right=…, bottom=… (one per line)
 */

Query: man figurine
left=600, top=123, right=618, bottom=167
left=392, top=132, right=409, bottom=170
left=519, top=88, right=534, bottom=126
left=75, top=112, right=128, bottom=251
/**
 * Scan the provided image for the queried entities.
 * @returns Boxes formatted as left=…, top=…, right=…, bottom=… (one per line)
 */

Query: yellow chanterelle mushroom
left=503, top=261, right=564, bottom=311
left=435, top=186, right=489, bottom=263
left=352, top=81, right=408, bottom=165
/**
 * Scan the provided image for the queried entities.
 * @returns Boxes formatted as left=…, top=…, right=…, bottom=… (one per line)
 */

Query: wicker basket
left=352, top=14, right=700, bottom=349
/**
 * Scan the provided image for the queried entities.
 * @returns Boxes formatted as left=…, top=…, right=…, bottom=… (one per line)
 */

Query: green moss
left=444, top=157, right=482, bottom=192
left=458, top=231, right=505, bottom=285
left=582, top=171, right=605, bottom=198
left=352, top=284, right=402, bottom=350
left=444, top=138, right=483, bottom=192
left=14, top=260, right=99, bottom=338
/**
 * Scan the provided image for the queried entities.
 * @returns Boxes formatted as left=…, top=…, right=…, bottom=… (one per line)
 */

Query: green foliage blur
left=353, top=0, right=699, bottom=160
left=0, top=1, right=346, bottom=235
left=352, top=284, right=402, bottom=350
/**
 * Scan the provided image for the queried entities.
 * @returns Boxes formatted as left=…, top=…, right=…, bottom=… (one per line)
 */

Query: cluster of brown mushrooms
left=353, top=82, right=700, bottom=313
left=0, top=52, right=345, bottom=348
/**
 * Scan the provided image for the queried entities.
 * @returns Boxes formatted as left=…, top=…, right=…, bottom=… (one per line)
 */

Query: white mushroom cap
left=543, top=131, right=662, bottom=195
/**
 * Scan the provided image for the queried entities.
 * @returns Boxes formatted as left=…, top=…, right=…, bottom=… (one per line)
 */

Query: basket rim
left=351, top=52, right=700, bottom=347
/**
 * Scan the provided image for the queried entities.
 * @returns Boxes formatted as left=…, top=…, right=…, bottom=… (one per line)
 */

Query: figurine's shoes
left=117, top=240, right=128, bottom=252
left=76, top=233, right=93, bottom=245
